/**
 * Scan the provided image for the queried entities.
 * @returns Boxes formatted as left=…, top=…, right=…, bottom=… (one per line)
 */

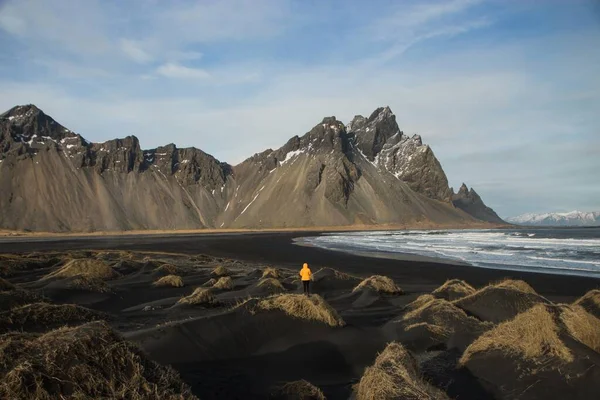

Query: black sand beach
left=1, top=232, right=600, bottom=399
left=1, top=231, right=597, bottom=299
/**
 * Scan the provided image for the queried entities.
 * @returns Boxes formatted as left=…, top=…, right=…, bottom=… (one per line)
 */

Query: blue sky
left=0, top=0, right=599, bottom=217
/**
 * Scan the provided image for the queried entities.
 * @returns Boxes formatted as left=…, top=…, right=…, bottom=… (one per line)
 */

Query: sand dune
left=0, top=248, right=599, bottom=399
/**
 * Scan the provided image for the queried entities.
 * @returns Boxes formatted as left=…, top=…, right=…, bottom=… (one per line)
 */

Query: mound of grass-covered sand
left=0, top=289, right=45, bottom=312
left=211, top=266, right=230, bottom=277
left=559, top=304, right=600, bottom=353
left=66, top=276, right=111, bottom=293
left=353, top=275, right=403, bottom=295
left=262, top=267, right=281, bottom=279
left=0, top=321, right=197, bottom=399
left=213, top=276, right=234, bottom=290
left=153, top=275, right=184, bottom=288
left=154, top=263, right=179, bottom=276
left=177, top=287, right=217, bottom=306
left=460, top=303, right=600, bottom=399
left=492, top=278, right=536, bottom=294
left=452, top=279, right=549, bottom=323
left=574, top=289, right=600, bottom=319
left=250, top=294, right=345, bottom=327
left=202, top=278, right=217, bottom=287
left=355, top=342, right=448, bottom=400
left=0, top=303, right=105, bottom=333
left=395, top=295, right=492, bottom=351
left=0, top=254, right=62, bottom=277
left=0, top=277, right=15, bottom=291
left=258, top=278, right=285, bottom=292
left=432, top=279, right=476, bottom=301
left=43, top=258, right=120, bottom=281
left=271, top=379, right=326, bottom=400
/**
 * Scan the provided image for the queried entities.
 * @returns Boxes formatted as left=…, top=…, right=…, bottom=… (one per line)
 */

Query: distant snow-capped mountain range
left=506, top=211, right=600, bottom=226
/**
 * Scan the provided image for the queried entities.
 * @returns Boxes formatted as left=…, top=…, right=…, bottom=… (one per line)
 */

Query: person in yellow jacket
left=300, top=263, right=312, bottom=296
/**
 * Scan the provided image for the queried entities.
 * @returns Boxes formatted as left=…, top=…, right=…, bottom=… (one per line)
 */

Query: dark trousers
left=302, top=280, right=310, bottom=295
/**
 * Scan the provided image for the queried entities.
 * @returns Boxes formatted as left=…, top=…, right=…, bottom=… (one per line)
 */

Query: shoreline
left=0, top=221, right=511, bottom=238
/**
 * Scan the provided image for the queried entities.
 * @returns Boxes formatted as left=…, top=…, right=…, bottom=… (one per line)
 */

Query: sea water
left=297, top=227, right=600, bottom=278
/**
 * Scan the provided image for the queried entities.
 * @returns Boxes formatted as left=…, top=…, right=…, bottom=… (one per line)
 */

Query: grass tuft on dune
left=254, top=294, right=345, bottom=327
left=211, top=266, right=230, bottom=276
left=353, top=275, right=403, bottom=294
left=153, top=275, right=184, bottom=288
left=0, top=302, right=105, bottom=333
left=177, top=287, right=216, bottom=306
left=574, top=289, right=600, bottom=319
left=262, top=267, right=280, bottom=279
left=355, top=342, right=448, bottom=400
left=432, top=279, right=475, bottom=301
left=460, top=304, right=573, bottom=366
left=257, top=278, right=285, bottom=292
left=213, top=276, right=234, bottom=290
left=0, top=321, right=197, bottom=399
left=155, top=263, right=179, bottom=275
left=43, top=258, right=120, bottom=281
left=272, top=379, right=326, bottom=400
left=559, top=304, right=600, bottom=353
left=67, top=276, right=111, bottom=293
left=492, top=279, right=537, bottom=294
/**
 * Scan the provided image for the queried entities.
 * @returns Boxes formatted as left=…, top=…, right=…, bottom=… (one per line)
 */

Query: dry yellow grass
left=155, top=263, right=179, bottom=275
left=43, top=258, right=119, bottom=281
left=255, top=294, right=345, bottom=327
left=560, top=304, right=600, bottom=353
left=177, top=287, right=216, bottom=306
left=574, top=289, right=600, bottom=318
left=353, top=275, right=403, bottom=294
left=67, top=276, right=111, bottom=293
left=258, top=278, right=285, bottom=292
left=262, top=267, right=281, bottom=279
left=355, top=342, right=448, bottom=400
left=460, top=304, right=573, bottom=366
left=0, top=290, right=45, bottom=312
left=432, top=279, right=475, bottom=301
left=0, top=302, right=105, bottom=333
left=0, top=277, right=15, bottom=291
left=213, top=276, right=234, bottom=290
left=492, top=279, right=537, bottom=294
left=153, top=275, right=184, bottom=288
left=211, top=266, right=230, bottom=276
left=273, top=379, right=326, bottom=400
left=0, top=321, right=197, bottom=399
left=202, top=278, right=217, bottom=287
left=402, top=295, right=489, bottom=340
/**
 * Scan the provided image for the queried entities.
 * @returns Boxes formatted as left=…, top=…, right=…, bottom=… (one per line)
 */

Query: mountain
left=506, top=211, right=600, bottom=227
left=0, top=104, right=501, bottom=232
left=451, top=183, right=505, bottom=224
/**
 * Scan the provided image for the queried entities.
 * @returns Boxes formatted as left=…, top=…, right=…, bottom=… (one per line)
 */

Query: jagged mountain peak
left=452, top=183, right=504, bottom=224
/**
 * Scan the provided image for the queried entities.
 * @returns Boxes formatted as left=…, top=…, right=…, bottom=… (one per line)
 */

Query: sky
left=0, top=0, right=599, bottom=218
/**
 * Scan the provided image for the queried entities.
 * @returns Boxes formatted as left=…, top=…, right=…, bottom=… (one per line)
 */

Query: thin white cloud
left=156, top=63, right=211, bottom=80
left=120, top=39, right=153, bottom=63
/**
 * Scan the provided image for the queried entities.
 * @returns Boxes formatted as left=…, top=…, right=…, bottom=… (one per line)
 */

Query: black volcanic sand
left=1, top=232, right=600, bottom=399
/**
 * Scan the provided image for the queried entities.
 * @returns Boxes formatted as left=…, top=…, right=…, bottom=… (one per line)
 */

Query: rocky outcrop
left=347, top=107, right=453, bottom=202
left=0, top=104, right=501, bottom=231
left=452, top=184, right=505, bottom=224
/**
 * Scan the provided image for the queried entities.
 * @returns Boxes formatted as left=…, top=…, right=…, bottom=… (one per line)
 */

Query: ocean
left=297, top=227, right=600, bottom=278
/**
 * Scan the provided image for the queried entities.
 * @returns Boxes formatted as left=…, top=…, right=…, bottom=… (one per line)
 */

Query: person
left=300, top=262, right=312, bottom=295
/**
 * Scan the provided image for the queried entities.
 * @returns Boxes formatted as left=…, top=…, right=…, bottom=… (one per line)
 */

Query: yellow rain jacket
left=300, top=263, right=312, bottom=281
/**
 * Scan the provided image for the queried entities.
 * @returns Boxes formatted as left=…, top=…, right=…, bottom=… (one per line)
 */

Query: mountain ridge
left=507, top=211, right=600, bottom=226
left=0, top=104, right=504, bottom=232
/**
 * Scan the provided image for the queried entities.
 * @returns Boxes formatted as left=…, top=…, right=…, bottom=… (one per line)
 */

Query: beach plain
left=1, top=231, right=599, bottom=399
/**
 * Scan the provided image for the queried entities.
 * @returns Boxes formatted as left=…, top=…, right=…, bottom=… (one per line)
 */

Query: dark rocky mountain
left=0, top=104, right=502, bottom=231
left=452, top=183, right=505, bottom=224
